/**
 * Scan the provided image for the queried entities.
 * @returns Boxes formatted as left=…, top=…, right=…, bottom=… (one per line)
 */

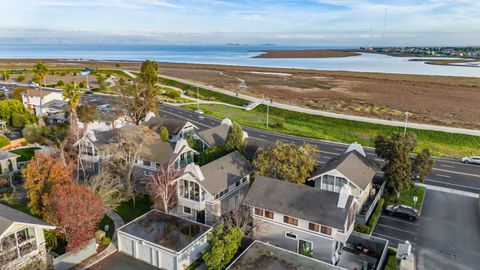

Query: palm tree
left=33, top=63, right=48, bottom=124
left=63, top=82, right=82, bottom=124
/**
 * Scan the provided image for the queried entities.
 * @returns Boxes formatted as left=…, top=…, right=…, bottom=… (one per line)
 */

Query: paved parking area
left=372, top=190, right=480, bottom=270
left=88, top=252, right=157, bottom=270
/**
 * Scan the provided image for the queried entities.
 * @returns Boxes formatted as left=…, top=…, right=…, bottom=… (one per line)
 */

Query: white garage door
left=138, top=244, right=152, bottom=264
left=119, top=234, right=136, bottom=257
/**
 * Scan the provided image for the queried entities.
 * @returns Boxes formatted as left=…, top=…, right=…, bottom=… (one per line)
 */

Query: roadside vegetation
left=354, top=198, right=385, bottom=235
left=157, top=76, right=250, bottom=106
left=384, top=247, right=398, bottom=270
left=182, top=104, right=478, bottom=158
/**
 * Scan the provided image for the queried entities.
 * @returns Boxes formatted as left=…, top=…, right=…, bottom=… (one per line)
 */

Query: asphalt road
left=373, top=190, right=480, bottom=270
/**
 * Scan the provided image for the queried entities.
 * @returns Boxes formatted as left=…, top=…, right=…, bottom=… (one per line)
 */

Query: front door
left=196, top=210, right=206, bottom=224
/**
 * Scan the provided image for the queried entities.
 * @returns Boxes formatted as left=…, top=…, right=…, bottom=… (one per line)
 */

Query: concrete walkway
left=156, top=73, right=480, bottom=136
left=70, top=211, right=124, bottom=270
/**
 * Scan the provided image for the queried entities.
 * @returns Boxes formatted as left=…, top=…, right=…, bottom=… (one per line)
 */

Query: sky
left=1, top=0, right=479, bottom=46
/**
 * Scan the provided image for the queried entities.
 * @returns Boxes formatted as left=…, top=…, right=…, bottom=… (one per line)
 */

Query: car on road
left=85, top=90, right=94, bottom=95
left=461, top=156, right=480, bottom=165
left=194, top=109, right=204, bottom=115
left=28, top=82, right=39, bottom=88
left=384, top=205, right=418, bottom=221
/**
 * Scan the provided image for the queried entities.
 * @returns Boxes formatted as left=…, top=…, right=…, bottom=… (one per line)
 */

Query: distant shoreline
left=252, top=49, right=360, bottom=58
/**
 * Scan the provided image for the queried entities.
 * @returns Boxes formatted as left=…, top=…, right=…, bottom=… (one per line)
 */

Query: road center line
left=435, top=174, right=451, bottom=178
left=379, top=216, right=419, bottom=227
left=372, top=232, right=415, bottom=245
left=440, top=164, right=455, bottom=168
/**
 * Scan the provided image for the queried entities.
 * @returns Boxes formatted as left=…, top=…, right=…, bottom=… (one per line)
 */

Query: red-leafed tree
left=48, top=183, right=104, bottom=252
left=147, top=162, right=184, bottom=213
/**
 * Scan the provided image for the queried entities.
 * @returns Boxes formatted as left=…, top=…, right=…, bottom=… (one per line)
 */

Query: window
left=264, top=210, right=274, bottom=219
left=180, top=180, right=201, bottom=202
left=236, top=181, right=240, bottom=187
left=335, top=177, right=349, bottom=192
left=321, top=226, right=332, bottom=235
left=254, top=208, right=264, bottom=216
left=285, top=232, right=297, bottom=239
left=283, top=215, right=298, bottom=226
left=323, top=175, right=335, bottom=192
left=0, top=227, right=37, bottom=264
left=183, top=206, right=192, bottom=215
left=308, top=223, right=320, bottom=232
left=143, top=160, right=152, bottom=167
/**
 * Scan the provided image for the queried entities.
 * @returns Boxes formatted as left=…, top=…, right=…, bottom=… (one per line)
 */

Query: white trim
left=0, top=222, right=55, bottom=239
left=297, top=238, right=314, bottom=254
left=284, top=231, right=297, bottom=240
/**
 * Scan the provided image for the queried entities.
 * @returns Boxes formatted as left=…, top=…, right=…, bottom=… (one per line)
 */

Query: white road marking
left=440, top=164, right=455, bottom=168
left=376, top=224, right=418, bottom=236
left=372, top=232, right=416, bottom=245
left=334, top=147, right=345, bottom=151
left=435, top=174, right=451, bottom=178
left=417, top=182, right=480, bottom=198
left=379, top=216, right=419, bottom=227
left=259, top=134, right=267, bottom=137
left=432, top=168, right=480, bottom=178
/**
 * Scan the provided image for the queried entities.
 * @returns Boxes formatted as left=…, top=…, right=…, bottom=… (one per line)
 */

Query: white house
left=117, top=210, right=211, bottom=270
left=308, top=143, right=379, bottom=210
left=243, top=176, right=358, bottom=265
left=174, top=151, right=254, bottom=225
left=0, top=204, right=55, bottom=269
left=143, top=116, right=198, bottom=143
left=0, top=151, right=20, bottom=175
left=21, top=89, right=64, bottom=117
left=193, top=118, right=248, bottom=149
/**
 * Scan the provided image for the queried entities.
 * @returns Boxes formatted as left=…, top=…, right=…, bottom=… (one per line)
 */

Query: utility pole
left=196, top=85, right=200, bottom=111
left=3, top=69, right=7, bottom=83
left=266, top=98, right=270, bottom=128
left=403, top=111, right=410, bottom=136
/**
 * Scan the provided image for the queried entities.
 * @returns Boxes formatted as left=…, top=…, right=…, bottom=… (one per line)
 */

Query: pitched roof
left=0, top=203, right=54, bottom=236
left=243, top=176, right=353, bottom=229
left=198, top=151, right=254, bottom=195
left=43, top=99, right=68, bottom=109
left=243, top=138, right=273, bottom=160
left=0, top=151, right=20, bottom=160
left=91, top=126, right=178, bottom=163
left=143, top=116, right=193, bottom=135
left=311, top=150, right=378, bottom=190
left=197, top=124, right=231, bottom=147
left=22, top=89, right=57, bottom=98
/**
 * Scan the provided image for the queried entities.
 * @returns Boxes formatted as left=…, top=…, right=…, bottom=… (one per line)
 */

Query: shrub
left=101, top=236, right=111, bottom=246
left=79, top=81, right=86, bottom=89
left=366, top=198, right=385, bottom=233
left=56, top=80, right=65, bottom=87
left=274, top=122, right=285, bottom=128
left=22, top=124, right=45, bottom=144
left=197, top=146, right=228, bottom=166
left=385, top=247, right=398, bottom=270
left=167, top=89, right=181, bottom=99
left=17, top=75, right=26, bottom=82
left=12, top=112, right=35, bottom=128
left=12, top=87, right=26, bottom=101
left=0, top=135, right=10, bottom=148
left=354, top=224, right=370, bottom=234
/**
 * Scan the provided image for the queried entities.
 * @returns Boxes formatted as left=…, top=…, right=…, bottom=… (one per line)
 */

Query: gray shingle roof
left=143, top=116, right=189, bottom=135
left=311, top=151, right=378, bottom=190
left=197, top=124, right=230, bottom=147
left=243, top=176, right=353, bottom=229
left=199, top=151, right=254, bottom=195
left=243, top=138, right=273, bottom=160
left=0, top=203, right=54, bottom=236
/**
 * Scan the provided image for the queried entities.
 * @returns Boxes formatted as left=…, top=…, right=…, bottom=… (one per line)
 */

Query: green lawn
left=182, top=104, right=480, bottom=158
left=116, top=195, right=153, bottom=223
left=10, top=147, right=40, bottom=162
left=384, top=247, right=398, bottom=270
left=386, top=186, right=426, bottom=211
left=158, top=76, right=250, bottom=106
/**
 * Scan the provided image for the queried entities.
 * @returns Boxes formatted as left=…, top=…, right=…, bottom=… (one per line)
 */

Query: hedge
left=354, top=198, right=385, bottom=235
left=0, top=135, right=10, bottom=148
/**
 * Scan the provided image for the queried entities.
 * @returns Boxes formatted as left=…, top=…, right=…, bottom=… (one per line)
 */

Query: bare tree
left=147, top=161, right=184, bottom=213
left=118, top=82, right=157, bottom=125
left=88, top=169, right=127, bottom=212
left=218, top=206, right=264, bottom=238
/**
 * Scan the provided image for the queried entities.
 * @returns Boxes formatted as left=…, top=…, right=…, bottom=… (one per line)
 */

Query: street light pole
left=196, top=85, right=200, bottom=111
left=403, top=111, right=410, bottom=136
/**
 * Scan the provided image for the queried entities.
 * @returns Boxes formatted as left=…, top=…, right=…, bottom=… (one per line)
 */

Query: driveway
left=373, top=190, right=480, bottom=270
left=87, top=252, right=157, bottom=270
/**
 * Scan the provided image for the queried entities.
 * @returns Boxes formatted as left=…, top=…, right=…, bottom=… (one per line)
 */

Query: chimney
left=337, top=184, right=351, bottom=209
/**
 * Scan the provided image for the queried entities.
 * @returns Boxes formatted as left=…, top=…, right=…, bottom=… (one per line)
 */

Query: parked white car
left=28, top=82, right=39, bottom=88
left=461, top=156, right=480, bottom=165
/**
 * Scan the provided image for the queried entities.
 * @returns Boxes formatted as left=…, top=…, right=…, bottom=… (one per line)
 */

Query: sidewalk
left=70, top=211, right=124, bottom=270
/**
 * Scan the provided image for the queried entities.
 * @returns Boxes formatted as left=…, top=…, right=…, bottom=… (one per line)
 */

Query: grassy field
left=183, top=104, right=480, bottom=158
left=116, top=195, right=152, bottom=223
left=386, top=186, right=426, bottom=211
left=157, top=76, right=250, bottom=106
left=10, top=147, right=40, bottom=162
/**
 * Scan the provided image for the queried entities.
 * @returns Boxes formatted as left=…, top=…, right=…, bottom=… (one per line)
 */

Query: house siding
left=252, top=215, right=337, bottom=263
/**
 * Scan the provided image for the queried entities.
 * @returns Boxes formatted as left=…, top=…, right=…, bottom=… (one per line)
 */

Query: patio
left=337, top=232, right=389, bottom=270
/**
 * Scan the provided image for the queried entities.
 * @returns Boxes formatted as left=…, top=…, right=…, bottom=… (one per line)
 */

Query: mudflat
left=253, top=49, right=360, bottom=58
left=1, top=59, right=479, bottom=129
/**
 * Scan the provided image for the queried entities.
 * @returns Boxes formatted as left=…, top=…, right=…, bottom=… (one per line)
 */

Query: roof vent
left=345, top=142, right=366, bottom=157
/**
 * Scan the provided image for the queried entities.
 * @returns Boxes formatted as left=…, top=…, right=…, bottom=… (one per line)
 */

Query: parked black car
left=384, top=205, right=419, bottom=221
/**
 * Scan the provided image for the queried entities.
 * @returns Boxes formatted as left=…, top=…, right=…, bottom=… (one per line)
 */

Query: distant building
left=21, top=89, right=64, bottom=117
left=143, top=116, right=198, bottom=143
